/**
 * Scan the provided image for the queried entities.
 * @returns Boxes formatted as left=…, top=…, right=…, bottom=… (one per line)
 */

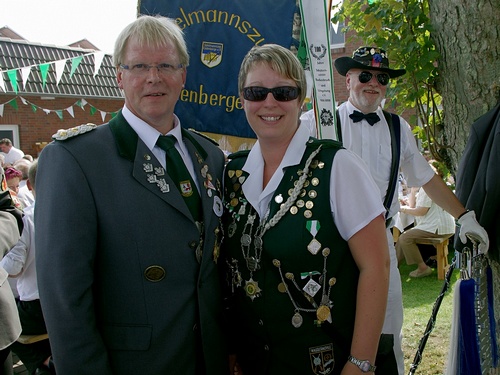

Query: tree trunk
left=429, top=0, right=500, bottom=171
left=430, top=1, right=500, bottom=371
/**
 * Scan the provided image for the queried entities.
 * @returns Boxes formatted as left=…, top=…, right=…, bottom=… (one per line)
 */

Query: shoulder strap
left=335, top=109, right=342, bottom=143
left=383, top=111, right=401, bottom=222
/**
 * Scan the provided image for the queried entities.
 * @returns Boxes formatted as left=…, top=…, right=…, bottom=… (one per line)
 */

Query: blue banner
left=139, top=0, right=297, bottom=138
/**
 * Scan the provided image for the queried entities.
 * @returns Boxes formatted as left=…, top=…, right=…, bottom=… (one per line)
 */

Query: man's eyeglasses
left=242, top=86, right=300, bottom=102
left=355, top=71, right=390, bottom=86
left=120, top=63, right=183, bottom=76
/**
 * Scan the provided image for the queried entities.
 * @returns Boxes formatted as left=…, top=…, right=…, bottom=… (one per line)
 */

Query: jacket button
left=189, top=241, right=197, bottom=249
left=259, top=320, right=264, bottom=326
left=264, top=345, right=270, bottom=351
left=144, top=265, right=165, bottom=282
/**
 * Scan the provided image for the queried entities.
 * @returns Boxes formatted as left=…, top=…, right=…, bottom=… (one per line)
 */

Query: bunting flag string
left=0, top=51, right=107, bottom=94
left=0, top=95, right=120, bottom=121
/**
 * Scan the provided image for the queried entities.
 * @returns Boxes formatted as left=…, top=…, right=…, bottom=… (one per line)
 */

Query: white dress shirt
left=2, top=146, right=25, bottom=165
left=241, top=123, right=385, bottom=241
left=337, top=101, right=435, bottom=220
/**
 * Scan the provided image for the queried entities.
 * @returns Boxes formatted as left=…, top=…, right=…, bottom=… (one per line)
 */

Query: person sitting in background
left=392, top=174, right=415, bottom=240
left=396, top=165, right=455, bottom=277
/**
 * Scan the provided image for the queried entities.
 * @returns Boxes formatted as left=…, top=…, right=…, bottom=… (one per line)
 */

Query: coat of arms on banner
left=309, top=344, right=334, bottom=374
left=201, top=41, right=223, bottom=68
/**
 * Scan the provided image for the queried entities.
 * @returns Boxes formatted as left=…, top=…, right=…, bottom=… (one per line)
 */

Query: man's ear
left=346, top=73, right=352, bottom=90
left=27, top=179, right=33, bottom=191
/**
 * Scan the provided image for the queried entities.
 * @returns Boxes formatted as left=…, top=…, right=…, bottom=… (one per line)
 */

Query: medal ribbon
left=301, top=271, right=321, bottom=279
left=306, top=220, right=321, bottom=237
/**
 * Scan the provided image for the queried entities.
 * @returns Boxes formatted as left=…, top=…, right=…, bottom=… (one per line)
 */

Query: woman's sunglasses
left=242, top=86, right=300, bottom=102
left=356, top=71, right=390, bottom=86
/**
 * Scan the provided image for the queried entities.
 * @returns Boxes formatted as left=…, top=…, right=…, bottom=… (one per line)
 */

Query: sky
left=0, top=0, right=139, bottom=54
left=1, top=1, right=343, bottom=55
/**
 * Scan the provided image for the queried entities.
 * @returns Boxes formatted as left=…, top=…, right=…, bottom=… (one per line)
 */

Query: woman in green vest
left=221, top=44, right=397, bottom=374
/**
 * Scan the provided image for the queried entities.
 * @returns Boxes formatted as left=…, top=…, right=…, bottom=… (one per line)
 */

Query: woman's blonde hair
left=238, top=44, right=306, bottom=103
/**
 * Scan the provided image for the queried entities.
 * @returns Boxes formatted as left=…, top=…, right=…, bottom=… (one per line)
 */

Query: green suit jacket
left=35, top=111, right=228, bottom=374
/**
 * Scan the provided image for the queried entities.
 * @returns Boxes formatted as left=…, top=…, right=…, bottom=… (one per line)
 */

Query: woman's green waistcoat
left=221, top=139, right=360, bottom=375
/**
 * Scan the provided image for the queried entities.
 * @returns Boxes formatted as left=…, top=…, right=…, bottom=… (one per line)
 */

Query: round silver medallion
left=292, top=312, right=303, bottom=328
left=241, top=233, right=251, bottom=246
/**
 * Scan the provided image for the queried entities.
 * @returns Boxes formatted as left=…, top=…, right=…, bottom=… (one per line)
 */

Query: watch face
left=360, top=361, right=370, bottom=372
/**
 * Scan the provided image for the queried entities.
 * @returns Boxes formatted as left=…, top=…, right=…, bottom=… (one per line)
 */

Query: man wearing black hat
left=329, top=46, right=489, bottom=374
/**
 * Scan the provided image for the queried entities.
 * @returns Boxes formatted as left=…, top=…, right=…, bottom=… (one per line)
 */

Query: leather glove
left=457, top=210, right=489, bottom=254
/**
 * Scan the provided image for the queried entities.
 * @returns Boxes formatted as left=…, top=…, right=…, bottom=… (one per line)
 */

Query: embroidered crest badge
left=200, top=41, right=223, bottom=68
left=309, top=344, right=334, bottom=374
left=180, top=180, right=194, bottom=197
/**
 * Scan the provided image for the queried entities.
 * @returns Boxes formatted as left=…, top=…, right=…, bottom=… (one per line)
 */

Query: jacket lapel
left=109, top=111, right=193, bottom=221
left=182, top=130, right=224, bottom=267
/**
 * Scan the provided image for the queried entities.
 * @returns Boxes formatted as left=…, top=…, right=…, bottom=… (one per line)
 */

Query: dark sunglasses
left=357, top=71, right=390, bottom=86
left=242, top=86, right=300, bottom=102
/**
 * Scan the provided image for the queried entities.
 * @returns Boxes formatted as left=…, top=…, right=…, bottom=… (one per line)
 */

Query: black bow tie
left=349, top=110, right=381, bottom=126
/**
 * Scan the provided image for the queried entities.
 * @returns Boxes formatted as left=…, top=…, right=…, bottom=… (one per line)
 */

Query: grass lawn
left=400, top=252, right=460, bottom=375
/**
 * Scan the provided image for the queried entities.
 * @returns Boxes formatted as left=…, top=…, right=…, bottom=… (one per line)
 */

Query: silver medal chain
left=239, top=145, right=323, bottom=274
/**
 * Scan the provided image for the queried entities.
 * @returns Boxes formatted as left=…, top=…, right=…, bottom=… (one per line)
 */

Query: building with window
left=0, top=27, right=123, bottom=157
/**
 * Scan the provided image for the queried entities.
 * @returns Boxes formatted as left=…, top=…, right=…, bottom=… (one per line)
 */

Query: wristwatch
left=348, top=355, right=376, bottom=373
